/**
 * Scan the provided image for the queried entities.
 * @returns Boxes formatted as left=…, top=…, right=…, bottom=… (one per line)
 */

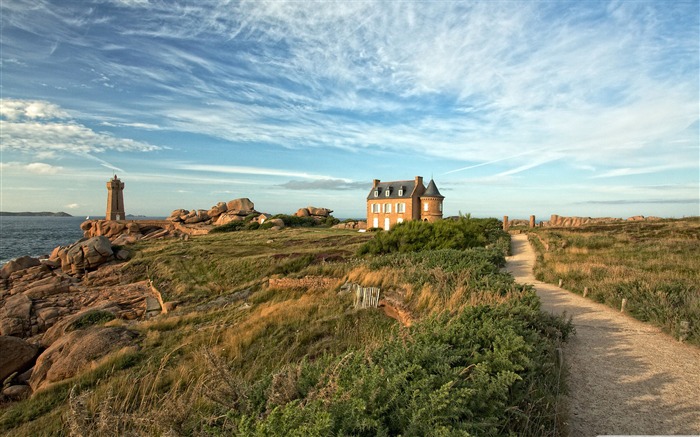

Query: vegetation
left=530, top=218, right=700, bottom=345
left=2, top=221, right=572, bottom=436
left=358, top=216, right=509, bottom=256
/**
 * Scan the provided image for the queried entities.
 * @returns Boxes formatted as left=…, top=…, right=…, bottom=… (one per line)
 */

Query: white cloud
left=65, top=203, right=80, bottom=209
left=0, top=99, right=161, bottom=155
left=0, top=99, right=69, bottom=121
left=0, top=161, right=63, bottom=175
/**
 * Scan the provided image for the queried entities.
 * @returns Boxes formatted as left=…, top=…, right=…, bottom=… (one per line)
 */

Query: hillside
left=1, top=218, right=572, bottom=436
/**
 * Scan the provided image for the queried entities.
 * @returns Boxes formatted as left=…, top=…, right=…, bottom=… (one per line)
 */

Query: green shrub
left=358, top=216, right=508, bottom=255
left=210, top=221, right=246, bottom=233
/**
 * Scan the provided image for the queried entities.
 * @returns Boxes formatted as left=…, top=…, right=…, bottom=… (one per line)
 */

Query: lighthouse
left=106, top=175, right=125, bottom=220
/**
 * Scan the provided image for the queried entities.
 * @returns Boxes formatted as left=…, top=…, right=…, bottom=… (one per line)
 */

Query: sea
left=0, top=216, right=162, bottom=266
left=0, top=216, right=89, bottom=265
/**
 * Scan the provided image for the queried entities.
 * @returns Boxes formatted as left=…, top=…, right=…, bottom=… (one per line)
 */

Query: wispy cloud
left=175, top=164, right=347, bottom=181
left=279, top=179, right=369, bottom=191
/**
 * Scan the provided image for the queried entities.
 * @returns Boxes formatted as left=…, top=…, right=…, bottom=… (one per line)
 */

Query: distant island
left=0, top=211, right=73, bottom=217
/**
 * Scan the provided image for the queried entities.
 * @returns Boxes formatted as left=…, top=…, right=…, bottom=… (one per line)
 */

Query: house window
left=374, top=190, right=379, bottom=197
left=398, top=188, right=404, bottom=196
left=397, top=218, right=404, bottom=224
left=397, top=203, right=406, bottom=213
left=383, top=203, right=392, bottom=213
left=439, top=202, right=443, bottom=212
left=371, top=204, right=380, bottom=213
left=385, top=189, right=391, bottom=197
left=424, top=202, right=428, bottom=212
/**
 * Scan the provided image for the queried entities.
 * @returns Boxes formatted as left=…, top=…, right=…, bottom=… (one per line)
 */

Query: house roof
left=366, top=179, right=420, bottom=200
left=421, top=179, right=444, bottom=199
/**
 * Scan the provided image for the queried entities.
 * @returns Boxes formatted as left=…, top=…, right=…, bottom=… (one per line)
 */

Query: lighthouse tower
left=106, top=175, right=125, bottom=220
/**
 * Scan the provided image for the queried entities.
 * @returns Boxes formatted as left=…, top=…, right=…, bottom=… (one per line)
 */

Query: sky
left=1, top=0, right=698, bottom=220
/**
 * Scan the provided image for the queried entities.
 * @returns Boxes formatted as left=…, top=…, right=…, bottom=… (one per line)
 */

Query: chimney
left=373, top=179, right=380, bottom=188
left=415, top=176, right=423, bottom=187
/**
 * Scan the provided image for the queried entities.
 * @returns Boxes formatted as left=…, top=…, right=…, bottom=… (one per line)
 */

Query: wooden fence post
left=620, top=298, right=627, bottom=312
left=583, top=287, right=589, bottom=298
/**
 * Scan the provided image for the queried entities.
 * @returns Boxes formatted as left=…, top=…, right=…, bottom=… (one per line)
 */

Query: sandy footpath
left=506, top=234, right=700, bottom=437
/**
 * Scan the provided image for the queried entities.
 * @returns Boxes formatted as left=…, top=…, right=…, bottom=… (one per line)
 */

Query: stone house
left=366, top=176, right=444, bottom=230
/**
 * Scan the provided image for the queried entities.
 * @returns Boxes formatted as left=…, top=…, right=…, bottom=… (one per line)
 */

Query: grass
left=1, top=224, right=573, bottom=436
left=530, top=217, right=700, bottom=345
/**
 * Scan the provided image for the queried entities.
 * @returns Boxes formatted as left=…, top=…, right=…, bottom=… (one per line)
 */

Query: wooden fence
left=344, top=283, right=381, bottom=309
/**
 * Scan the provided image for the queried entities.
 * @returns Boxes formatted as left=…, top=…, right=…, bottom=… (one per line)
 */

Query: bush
left=358, top=216, right=508, bottom=255
left=232, top=301, right=573, bottom=436
left=210, top=221, right=246, bottom=233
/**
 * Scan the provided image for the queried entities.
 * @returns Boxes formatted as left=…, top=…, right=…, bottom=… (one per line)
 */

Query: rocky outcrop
left=29, top=326, right=139, bottom=392
left=295, top=206, right=333, bottom=221
left=168, top=198, right=258, bottom=227
left=0, top=335, right=39, bottom=381
left=332, top=220, right=367, bottom=230
left=52, top=236, right=115, bottom=275
left=0, top=242, right=170, bottom=395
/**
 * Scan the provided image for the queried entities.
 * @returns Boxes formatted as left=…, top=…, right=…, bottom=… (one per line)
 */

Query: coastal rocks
left=0, top=257, right=42, bottom=280
left=332, top=220, right=367, bottom=230
left=57, top=236, right=114, bottom=275
left=0, top=294, right=32, bottom=337
left=0, top=335, right=39, bottom=381
left=30, top=326, right=139, bottom=392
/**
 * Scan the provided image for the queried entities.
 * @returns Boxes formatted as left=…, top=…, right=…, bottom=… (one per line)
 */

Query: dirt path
left=506, top=234, right=700, bottom=437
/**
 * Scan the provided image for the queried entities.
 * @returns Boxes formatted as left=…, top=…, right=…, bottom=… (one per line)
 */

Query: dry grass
left=532, top=218, right=700, bottom=344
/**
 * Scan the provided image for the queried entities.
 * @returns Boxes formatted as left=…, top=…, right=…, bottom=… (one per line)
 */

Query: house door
left=384, top=218, right=390, bottom=231
left=373, top=217, right=379, bottom=228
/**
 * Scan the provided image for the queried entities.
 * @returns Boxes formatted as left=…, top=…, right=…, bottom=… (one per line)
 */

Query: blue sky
left=1, top=0, right=698, bottom=219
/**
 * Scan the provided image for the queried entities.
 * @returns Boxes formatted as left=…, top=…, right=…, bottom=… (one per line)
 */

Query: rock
left=184, top=211, right=207, bottom=224
left=115, top=249, right=131, bottom=260
left=60, top=236, right=114, bottom=274
left=257, top=213, right=272, bottom=224
left=0, top=294, right=32, bottom=337
left=295, top=208, right=310, bottom=217
left=111, top=234, right=141, bottom=246
left=126, top=222, right=141, bottom=234
left=1, top=256, right=41, bottom=279
left=167, top=209, right=188, bottom=222
left=2, top=384, right=32, bottom=400
left=215, top=211, right=246, bottom=226
left=266, top=218, right=285, bottom=229
left=80, top=220, right=94, bottom=232
left=627, top=215, right=645, bottom=221
left=163, top=301, right=178, bottom=312
left=208, top=202, right=228, bottom=218
left=226, top=198, right=255, bottom=213
left=41, top=304, right=120, bottom=348
left=0, top=336, right=39, bottom=381
left=22, top=276, right=70, bottom=299
left=308, top=207, right=332, bottom=217
left=30, top=326, right=139, bottom=392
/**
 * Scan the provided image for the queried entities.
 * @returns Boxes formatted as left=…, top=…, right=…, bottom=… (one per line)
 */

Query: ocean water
left=0, top=216, right=88, bottom=265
